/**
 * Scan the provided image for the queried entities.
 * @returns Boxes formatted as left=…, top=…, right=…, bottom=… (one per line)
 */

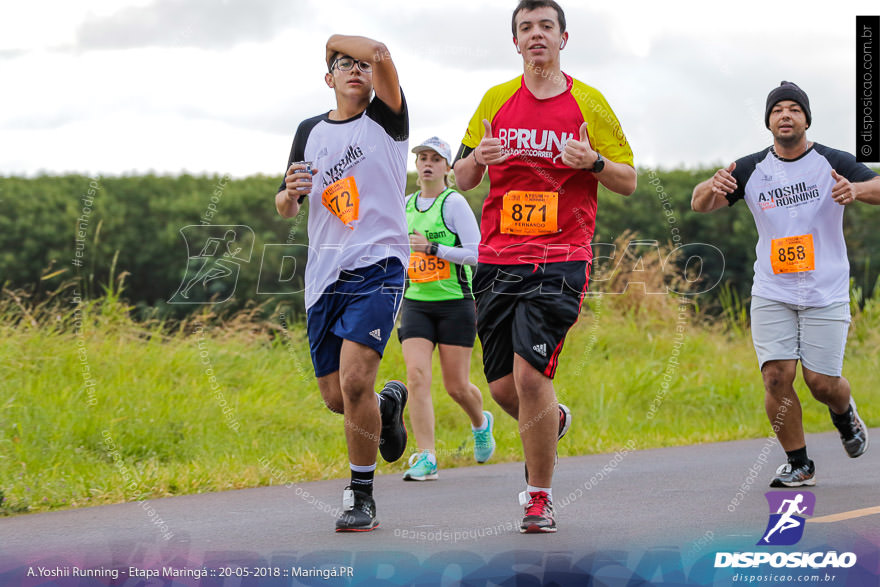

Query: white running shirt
left=281, top=92, right=410, bottom=310
left=726, top=144, right=878, bottom=307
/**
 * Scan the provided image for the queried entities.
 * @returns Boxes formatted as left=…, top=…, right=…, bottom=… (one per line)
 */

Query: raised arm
left=831, top=172, right=880, bottom=206
left=453, top=119, right=508, bottom=192
left=561, top=122, right=636, bottom=196
left=326, top=34, right=402, bottom=114
left=692, top=162, right=737, bottom=213
left=437, top=192, right=480, bottom=266
left=275, top=163, right=314, bottom=218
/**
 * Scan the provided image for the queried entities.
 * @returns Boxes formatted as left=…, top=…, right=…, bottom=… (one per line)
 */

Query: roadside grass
left=1, top=273, right=878, bottom=516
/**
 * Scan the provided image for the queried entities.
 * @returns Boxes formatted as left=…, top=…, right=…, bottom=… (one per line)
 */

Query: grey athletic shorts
left=750, top=295, right=851, bottom=377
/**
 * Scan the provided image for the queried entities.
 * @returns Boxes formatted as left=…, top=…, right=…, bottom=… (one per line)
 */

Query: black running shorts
left=473, top=261, right=589, bottom=382
left=397, top=297, right=477, bottom=347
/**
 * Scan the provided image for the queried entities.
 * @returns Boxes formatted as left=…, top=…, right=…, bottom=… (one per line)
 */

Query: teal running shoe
left=402, top=451, right=438, bottom=481
left=473, top=411, right=496, bottom=463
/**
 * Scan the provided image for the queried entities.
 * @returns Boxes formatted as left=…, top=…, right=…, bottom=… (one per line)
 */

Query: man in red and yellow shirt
left=453, top=0, right=635, bottom=533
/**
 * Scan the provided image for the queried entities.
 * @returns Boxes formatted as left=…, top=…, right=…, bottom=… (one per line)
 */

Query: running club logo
left=757, top=181, right=820, bottom=211
left=497, top=128, right=574, bottom=161
left=169, top=225, right=254, bottom=304
left=320, top=144, right=365, bottom=188
left=758, top=491, right=815, bottom=546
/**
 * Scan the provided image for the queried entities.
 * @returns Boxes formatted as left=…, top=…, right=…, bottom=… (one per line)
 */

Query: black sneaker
left=830, top=398, right=869, bottom=458
left=769, top=460, right=816, bottom=488
left=519, top=490, right=556, bottom=533
left=335, top=487, right=378, bottom=532
left=525, top=403, right=571, bottom=483
left=378, top=380, right=408, bottom=463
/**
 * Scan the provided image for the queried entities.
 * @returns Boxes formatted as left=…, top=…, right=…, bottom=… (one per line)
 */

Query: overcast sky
left=1, top=0, right=876, bottom=177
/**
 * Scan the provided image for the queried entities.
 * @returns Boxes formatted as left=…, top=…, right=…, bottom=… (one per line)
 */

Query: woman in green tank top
left=397, top=137, right=496, bottom=481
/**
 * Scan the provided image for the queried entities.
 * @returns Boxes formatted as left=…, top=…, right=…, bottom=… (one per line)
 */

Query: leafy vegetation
left=2, top=168, right=878, bottom=515
left=3, top=167, right=878, bottom=321
left=1, top=260, right=877, bottom=516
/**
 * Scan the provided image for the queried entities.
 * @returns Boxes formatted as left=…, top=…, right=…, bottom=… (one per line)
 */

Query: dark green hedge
left=3, top=167, right=877, bottom=318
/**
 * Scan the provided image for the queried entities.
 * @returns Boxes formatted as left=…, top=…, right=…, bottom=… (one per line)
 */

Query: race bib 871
left=500, top=190, right=559, bottom=235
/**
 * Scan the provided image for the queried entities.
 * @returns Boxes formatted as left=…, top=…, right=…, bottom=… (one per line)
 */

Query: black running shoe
left=769, top=460, right=816, bottom=488
left=379, top=380, right=408, bottom=463
left=525, top=403, right=571, bottom=483
left=335, top=487, right=378, bottom=532
left=831, top=398, right=869, bottom=458
left=519, top=490, right=556, bottom=533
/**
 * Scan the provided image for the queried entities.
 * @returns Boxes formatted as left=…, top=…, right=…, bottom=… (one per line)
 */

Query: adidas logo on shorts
left=532, top=343, right=547, bottom=357
left=369, top=329, right=382, bottom=341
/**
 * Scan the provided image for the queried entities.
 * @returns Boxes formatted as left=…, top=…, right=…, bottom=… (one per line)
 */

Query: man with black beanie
left=691, top=81, right=880, bottom=487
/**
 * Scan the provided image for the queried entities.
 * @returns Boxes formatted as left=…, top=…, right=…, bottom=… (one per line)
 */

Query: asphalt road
left=1, top=430, right=878, bottom=585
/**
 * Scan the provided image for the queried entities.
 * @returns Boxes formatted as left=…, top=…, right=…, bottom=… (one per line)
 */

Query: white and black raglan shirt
left=280, top=92, right=409, bottom=310
left=726, top=144, right=878, bottom=307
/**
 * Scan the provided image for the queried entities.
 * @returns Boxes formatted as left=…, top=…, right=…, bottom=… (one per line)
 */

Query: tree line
left=2, top=167, right=878, bottom=320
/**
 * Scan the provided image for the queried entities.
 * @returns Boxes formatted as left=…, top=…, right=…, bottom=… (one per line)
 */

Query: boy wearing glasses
left=275, top=35, right=410, bottom=532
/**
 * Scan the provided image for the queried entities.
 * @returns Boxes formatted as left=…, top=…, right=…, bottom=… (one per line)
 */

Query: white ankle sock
left=527, top=485, right=552, bottom=500
left=472, top=413, right=488, bottom=431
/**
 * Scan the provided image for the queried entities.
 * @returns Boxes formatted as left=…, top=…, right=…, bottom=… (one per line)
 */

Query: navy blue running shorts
left=306, top=258, right=405, bottom=377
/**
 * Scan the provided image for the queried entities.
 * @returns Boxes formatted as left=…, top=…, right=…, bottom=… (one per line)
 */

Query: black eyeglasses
left=331, top=57, right=372, bottom=74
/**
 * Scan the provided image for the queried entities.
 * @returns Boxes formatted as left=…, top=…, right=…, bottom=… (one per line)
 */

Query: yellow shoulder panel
left=570, top=78, right=634, bottom=167
left=461, top=77, right=522, bottom=149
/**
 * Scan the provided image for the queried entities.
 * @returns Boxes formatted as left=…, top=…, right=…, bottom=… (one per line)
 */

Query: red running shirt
left=460, top=74, right=633, bottom=265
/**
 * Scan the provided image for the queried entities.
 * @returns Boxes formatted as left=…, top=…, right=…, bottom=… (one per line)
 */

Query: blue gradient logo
left=758, top=491, right=815, bottom=546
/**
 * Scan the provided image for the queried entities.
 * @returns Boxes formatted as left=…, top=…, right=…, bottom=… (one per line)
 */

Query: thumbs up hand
left=473, top=119, right=509, bottom=167
left=711, top=161, right=738, bottom=195
left=830, top=169, right=857, bottom=206
left=561, top=122, right=599, bottom=170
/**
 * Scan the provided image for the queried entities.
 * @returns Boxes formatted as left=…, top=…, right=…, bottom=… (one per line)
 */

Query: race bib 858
left=771, top=234, right=815, bottom=274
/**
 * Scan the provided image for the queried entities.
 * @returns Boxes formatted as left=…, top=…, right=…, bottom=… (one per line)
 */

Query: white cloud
left=1, top=0, right=877, bottom=177
left=74, top=0, right=298, bottom=50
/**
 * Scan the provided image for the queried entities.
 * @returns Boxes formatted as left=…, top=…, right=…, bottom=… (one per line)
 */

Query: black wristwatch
left=589, top=152, right=605, bottom=173
left=428, top=242, right=439, bottom=256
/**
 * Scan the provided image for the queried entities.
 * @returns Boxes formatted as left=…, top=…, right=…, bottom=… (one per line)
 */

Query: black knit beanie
left=765, top=81, right=811, bottom=128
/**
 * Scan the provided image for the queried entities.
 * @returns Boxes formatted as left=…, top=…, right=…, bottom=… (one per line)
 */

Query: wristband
left=473, top=150, right=485, bottom=167
left=428, top=242, right=439, bottom=256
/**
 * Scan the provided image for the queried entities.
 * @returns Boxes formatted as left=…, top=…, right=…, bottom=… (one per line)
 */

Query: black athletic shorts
left=397, top=297, right=477, bottom=347
left=473, top=261, right=589, bottom=382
